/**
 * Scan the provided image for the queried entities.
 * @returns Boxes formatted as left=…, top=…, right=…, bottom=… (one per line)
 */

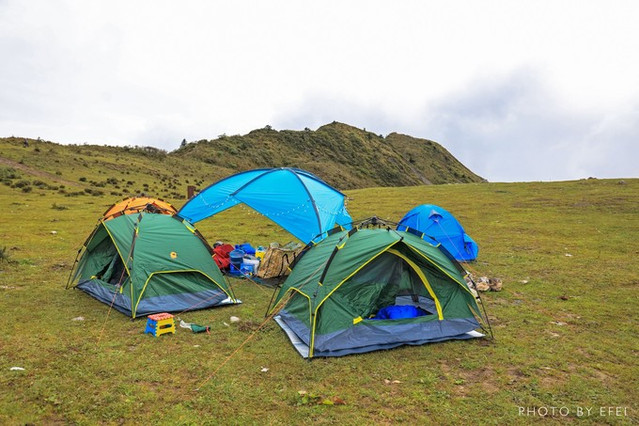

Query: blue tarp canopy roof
left=397, top=204, right=479, bottom=262
left=178, top=168, right=352, bottom=244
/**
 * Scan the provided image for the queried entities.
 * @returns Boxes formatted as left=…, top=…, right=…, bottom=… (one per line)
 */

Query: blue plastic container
left=240, top=262, right=253, bottom=276
left=229, top=249, right=245, bottom=275
left=235, top=243, right=255, bottom=255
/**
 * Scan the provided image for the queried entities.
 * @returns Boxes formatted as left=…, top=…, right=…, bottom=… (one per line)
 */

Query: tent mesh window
left=317, top=250, right=438, bottom=332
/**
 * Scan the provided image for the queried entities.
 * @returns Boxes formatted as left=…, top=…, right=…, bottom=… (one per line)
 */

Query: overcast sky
left=1, top=1, right=637, bottom=182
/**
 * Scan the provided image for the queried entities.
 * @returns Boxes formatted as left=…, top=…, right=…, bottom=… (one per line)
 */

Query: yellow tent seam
left=309, top=239, right=399, bottom=357
left=386, top=248, right=443, bottom=320
left=132, top=269, right=232, bottom=316
left=405, top=245, right=474, bottom=297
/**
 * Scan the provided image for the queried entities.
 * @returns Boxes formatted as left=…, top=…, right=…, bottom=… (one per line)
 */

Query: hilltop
left=0, top=122, right=484, bottom=200
left=174, top=122, right=483, bottom=188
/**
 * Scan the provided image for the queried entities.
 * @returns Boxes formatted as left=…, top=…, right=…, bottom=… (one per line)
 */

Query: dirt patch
left=507, top=367, right=526, bottom=385
left=460, top=367, right=500, bottom=394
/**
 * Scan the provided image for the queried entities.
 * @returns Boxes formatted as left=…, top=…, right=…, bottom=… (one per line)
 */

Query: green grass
left=1, top=178, right=637, bottom=424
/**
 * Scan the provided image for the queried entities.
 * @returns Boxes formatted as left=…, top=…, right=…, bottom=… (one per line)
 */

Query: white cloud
left=1, top=0, right=638, bottom=181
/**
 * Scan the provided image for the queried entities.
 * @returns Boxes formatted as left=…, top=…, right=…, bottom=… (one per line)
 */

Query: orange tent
left=102, top=197, right=177, bottom=220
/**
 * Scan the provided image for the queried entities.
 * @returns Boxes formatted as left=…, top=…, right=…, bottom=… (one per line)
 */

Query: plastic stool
left=144, top=313, right=175, bottom=337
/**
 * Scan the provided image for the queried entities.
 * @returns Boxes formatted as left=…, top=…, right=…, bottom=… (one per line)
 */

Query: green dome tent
left=68, top=212, right=238, bottom=318
left=270, top=220, right=485, bottom=358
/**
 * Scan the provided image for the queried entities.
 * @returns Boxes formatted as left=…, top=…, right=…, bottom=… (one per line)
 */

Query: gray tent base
left=76, top=279, right=240, bottom=317
left=274, top=314, right=484, bottom=358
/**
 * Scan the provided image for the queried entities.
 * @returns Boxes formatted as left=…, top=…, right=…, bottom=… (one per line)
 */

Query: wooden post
left=187, top=185, right=196, bottom=199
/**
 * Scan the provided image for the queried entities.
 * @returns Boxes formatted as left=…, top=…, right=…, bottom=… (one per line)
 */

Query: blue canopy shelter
left=178, top=168, right=352, bottom=244
left=397, top=204, right=479, bottom=261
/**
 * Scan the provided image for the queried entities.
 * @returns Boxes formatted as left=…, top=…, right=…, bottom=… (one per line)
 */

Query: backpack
left=212, top=244, right=234, bottom=270
left=256, top=243, right=302, bottom=279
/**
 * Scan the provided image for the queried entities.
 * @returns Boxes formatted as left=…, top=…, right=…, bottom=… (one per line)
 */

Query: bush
left=79, top=177, right=87, bottom=182
left=12, top=180, right=30, bottom=188
left=0, top=246, right=13, bottom=263
left=51, top=203, right=68, bottom=210
left=0, top=167, right=20, bottom=180
left=21, top=186, right=32, bottom=193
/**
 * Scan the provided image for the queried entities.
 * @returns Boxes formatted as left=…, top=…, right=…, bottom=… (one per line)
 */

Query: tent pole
left=475, top=289, right=495, bottom=340
left=264, top=284, right=281, bottom=318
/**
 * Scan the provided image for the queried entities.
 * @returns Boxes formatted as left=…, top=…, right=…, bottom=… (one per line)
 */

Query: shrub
left=21, top=186, right=32, bottom=193
left=0, top=246, right=13, bottom=263
left=13, top=180, right=30, bottom=188
left=0, top=167, right=20, bottom=180
left=51, top=203, right=68, bottom=210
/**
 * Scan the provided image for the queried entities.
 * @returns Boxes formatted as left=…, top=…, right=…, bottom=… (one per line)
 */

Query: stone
left=488, top=278, right=503, bottom=291
left=476, top=281, right=490, bottom=292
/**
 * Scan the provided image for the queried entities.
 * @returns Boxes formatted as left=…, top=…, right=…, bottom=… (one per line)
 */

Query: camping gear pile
left=68, top=168, right=490, bottom=358
left=211, top=241, right=292, bottom=278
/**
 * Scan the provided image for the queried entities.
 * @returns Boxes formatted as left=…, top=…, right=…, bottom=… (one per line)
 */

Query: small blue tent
left=178, top=168, right=352, bottom=244
left=397, top=204, right=478, bottom=262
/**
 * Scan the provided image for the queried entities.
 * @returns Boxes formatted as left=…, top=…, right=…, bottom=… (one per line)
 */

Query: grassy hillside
left=173, top=122, right=484, bottom=188
left=0, top=176, right=637, bottom=424
left=0, top=122, right=483, bottom=199
left=0, top=136, right=234, bottom=202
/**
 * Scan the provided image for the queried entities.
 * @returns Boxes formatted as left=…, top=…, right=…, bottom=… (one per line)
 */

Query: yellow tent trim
left=386, top=248, right=443, bottom=320
left=405, top=245, right=475, bottom=298
left=309, top=240, right=399, bottom=357
left=132, top=269, right=232, bottom=319
left=100, top=221, right=134, bottom=297
left=266, top=286, right=312, bottom=321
